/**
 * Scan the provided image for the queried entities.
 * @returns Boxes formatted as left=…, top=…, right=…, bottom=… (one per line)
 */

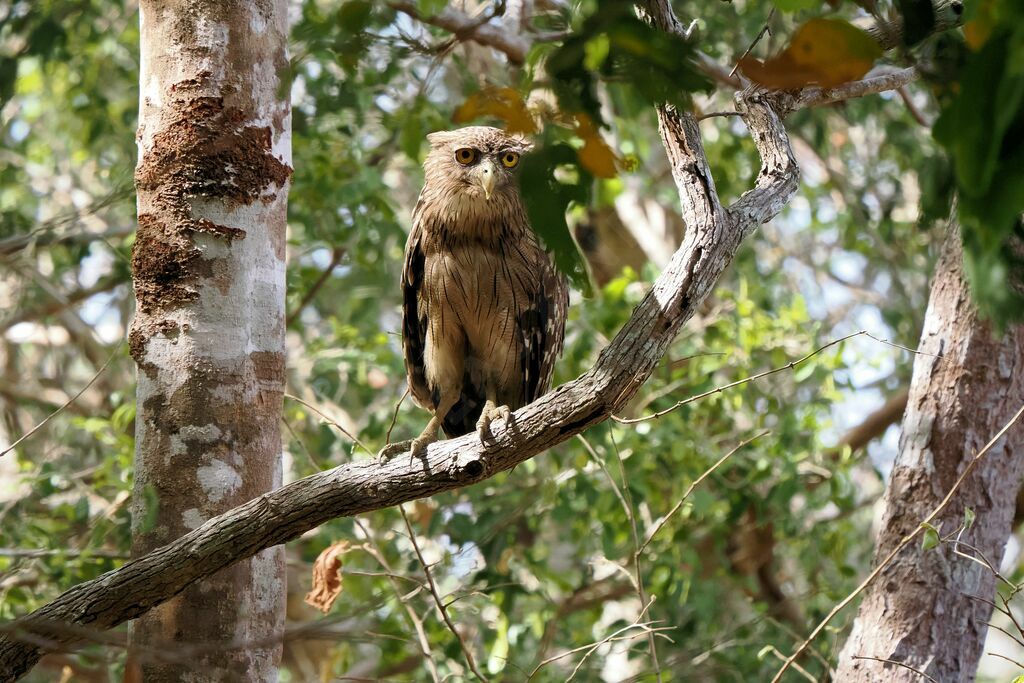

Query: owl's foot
left=379, top=417, right=443, bottom=464
left=476, top=400, right=511, bottom=442
left=377, top=439, right=413, bottom=463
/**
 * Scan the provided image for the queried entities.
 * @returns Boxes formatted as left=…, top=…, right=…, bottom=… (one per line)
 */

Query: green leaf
left=0, top=57, right=17, bottom=109
left=545, top=0, right=711, bottom=126
left=933, top=15, right=1024, bottom=324
left=519, top=143, right=593, bottom=294
left=963, top=506, right=976, bottom=529
left=771, top=0, right=822, bottom=10
left=920, top=523, right=940, bottom=551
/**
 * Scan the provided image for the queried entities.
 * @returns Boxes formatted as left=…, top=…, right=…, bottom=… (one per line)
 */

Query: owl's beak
left=477, top=159, right=497, bottom=200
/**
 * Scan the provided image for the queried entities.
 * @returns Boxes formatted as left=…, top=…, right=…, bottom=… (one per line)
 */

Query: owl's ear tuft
left=426, top=131, right=458, bottom=147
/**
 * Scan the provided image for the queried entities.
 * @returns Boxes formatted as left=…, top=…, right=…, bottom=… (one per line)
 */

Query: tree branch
left=388, top=1, right=529, bottom=64
left=0, top=4, right=802, bottom=679
left=792, top=67, right=920, bottom=111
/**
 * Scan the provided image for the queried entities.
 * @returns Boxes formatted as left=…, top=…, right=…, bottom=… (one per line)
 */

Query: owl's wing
left=521, top=255, right=569, bottom=404
left=402, top=203, right=432, bottom=410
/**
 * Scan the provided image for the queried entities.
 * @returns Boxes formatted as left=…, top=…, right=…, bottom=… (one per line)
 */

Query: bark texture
left=835, top=229, right=1024, bottom=681
left=126, top=1, right=291, bottom=680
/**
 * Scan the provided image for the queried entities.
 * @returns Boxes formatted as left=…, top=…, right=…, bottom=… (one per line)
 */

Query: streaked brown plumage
left=393, top=126, right=568, bottom=458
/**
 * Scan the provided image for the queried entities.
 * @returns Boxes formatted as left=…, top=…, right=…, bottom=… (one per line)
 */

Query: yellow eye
left=500, top=151, right=520, bottom=168
left=455, top=148, right=478, bottom=165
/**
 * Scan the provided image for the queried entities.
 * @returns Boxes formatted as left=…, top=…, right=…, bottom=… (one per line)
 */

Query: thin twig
left=527, top=599, right=664, bottom=680
left=613, top=331, right=866, bottom=424
left=862, top=331, right=943, bottom=358
left=986, top=651, right=1024, bottom=669
left=730, top=7, right=775, bottom=77
left=354, top=519, right=441, bottom=683
left=585, top=429, right=663, bottom=682
left=0, top=548, right=128, bottom=559
left=771, top=402, right=1024, bottom=682
left=386, top=387, right=410, bottom=446
left=983, top=620, right=1024, bottom=650
left=697, top=111, right=743, bottom=121
left=851, top=655, right=938, bottom=682
left=616, top=330, right=939, bottom=425
left=1, top=341, right=123, bottom=457
left=766, top=646, right=816, bottom=682
left=284, top=393, right=371, bottom=454
left=286, top=247, right=345, bottom=326
left=283, top=416, right=322, bottom=471
left=638, top=431, right=768, bottom=555
left=896, top=86, right=929, bottom=126
left=400, top=505, right=488, bottom=683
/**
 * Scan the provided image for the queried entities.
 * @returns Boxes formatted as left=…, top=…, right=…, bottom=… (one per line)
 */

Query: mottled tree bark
left=835, top=229, right=1024, bottom=682
left=126, top=1, right=291, bottom=680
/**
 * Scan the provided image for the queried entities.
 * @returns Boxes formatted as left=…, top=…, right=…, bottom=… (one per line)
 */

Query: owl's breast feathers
left=401, top=194, right=568, bottom=437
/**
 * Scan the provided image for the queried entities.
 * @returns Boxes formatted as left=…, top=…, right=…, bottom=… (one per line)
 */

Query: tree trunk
left=835, top=228, right=1024, bottom=681
left=127, top=1, right=291, bottom=680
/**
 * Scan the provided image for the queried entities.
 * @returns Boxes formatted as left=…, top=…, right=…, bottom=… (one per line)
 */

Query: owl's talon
left=477, top=401, right=511, bottom=442
left=378, top=440, right=413, bottom=463
left=410, top=434, right=435, bottom=461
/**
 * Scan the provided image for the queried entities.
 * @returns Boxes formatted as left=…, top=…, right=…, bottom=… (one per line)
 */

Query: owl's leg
left=476, top=394, right=511, bottom=441
left=409, top=392, right=459, bottom=458
left=377, top=392, right=458, bottom=463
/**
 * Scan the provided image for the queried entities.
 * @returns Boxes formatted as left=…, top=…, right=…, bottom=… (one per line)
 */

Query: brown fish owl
left=391, top=126, right=568, bottom=458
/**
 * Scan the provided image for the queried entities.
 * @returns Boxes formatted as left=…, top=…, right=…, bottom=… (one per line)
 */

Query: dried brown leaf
left=304, top=540, right=353, bottom=614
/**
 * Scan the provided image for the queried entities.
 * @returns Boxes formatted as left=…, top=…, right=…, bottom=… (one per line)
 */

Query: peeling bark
left=125, top=1, right=291, bottom=680
left=835, top=229, right=1024, bottom=682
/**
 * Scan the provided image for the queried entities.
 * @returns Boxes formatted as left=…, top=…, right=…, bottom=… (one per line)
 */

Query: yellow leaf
left=740, top=18, right=883, bottom=89
left=575, top=114, right=618, bottom=178
left=964, top=0, right=996, bottom=50
left=452, top=87, right=538, bottom=134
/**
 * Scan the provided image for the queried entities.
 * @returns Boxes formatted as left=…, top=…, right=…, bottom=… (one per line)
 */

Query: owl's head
left=423, top=126, right=534, bottom=203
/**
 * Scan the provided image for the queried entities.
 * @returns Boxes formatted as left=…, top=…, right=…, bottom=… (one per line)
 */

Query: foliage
left=933, top=0, right=1024, bottom=324
left=1, top=0, right=1017, bottom=681
left=740, top=19, right=882, bottom=88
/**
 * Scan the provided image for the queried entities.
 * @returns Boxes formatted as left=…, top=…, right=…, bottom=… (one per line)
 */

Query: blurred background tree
left=1, top=0, right=1021, bottom=681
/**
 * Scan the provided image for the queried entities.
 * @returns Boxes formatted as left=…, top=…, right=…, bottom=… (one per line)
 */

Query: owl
left=385, top=126, right=568, bottom=459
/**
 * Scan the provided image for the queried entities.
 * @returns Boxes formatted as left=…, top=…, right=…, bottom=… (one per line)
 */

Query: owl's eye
left=500, top=151, right=520, bottom=168
left=454, top=148, right=479, bottom=165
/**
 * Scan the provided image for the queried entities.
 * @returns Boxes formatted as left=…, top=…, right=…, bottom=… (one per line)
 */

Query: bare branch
left=286, top=247, right=345, bottom=326
left=831, top=388, right=909, bottom=454
left=638, top=431, right=768, bottom=554
left=792, top=67, right=920, bottom=111
left=1, top=342, right=123, bottom=458
left=388, top=1, right=529, bottom=64
left=0, top=274, right=125, bottom=333
left=284, top=393, right=371, bottom=454
left=614, top=331, right=865, bottom=424
left=850, top=655, right=939, bottom=682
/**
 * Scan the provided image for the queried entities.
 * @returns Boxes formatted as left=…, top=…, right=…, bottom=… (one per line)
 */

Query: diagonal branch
left=0, top=5, right=802, bottom=680
left=0, top=89, right=797, bottom=683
